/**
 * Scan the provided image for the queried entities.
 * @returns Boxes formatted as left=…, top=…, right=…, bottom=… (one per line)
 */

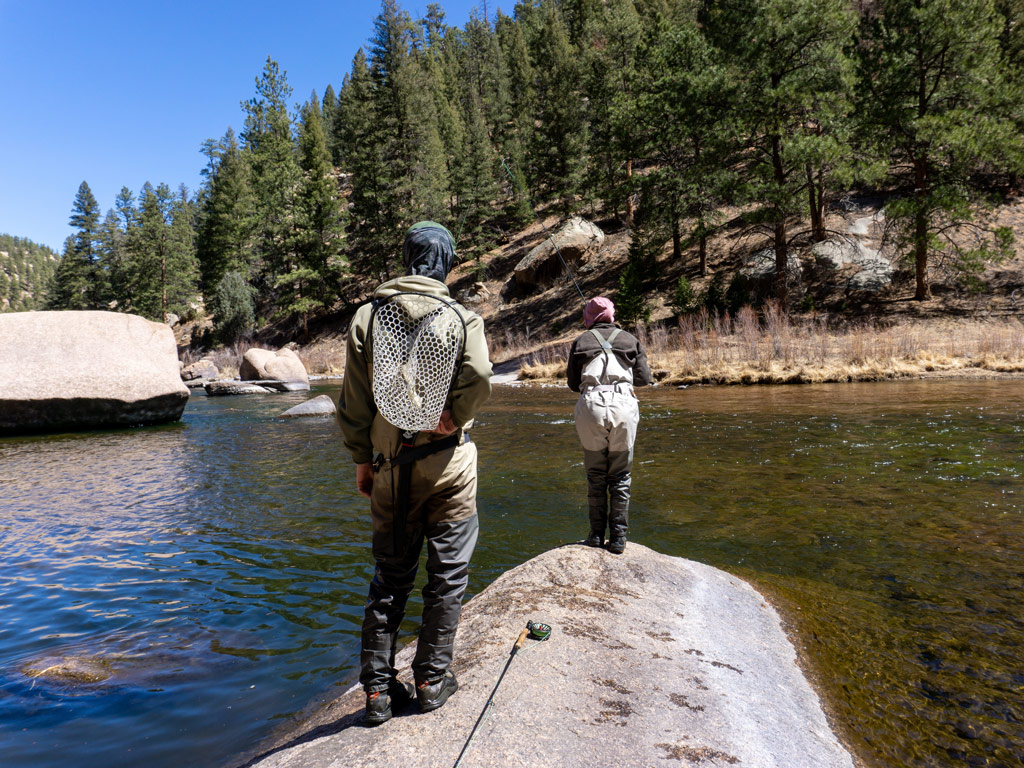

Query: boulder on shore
left=240, top=348, right=309, bottom=388
left=239, top=544, right=855, bottom=768
left=0, top=310, right=189, bottom=435
left=513, top=217, right=605, bottom=292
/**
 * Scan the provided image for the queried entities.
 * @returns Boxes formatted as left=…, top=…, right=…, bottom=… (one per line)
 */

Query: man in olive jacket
left=567, top=297, right=652, bottom=554
left=337, top=222, right=492, bottom=724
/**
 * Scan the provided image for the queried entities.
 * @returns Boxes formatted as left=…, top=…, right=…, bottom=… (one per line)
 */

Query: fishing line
left=500, top=157, right=587, bottom=303
left=452, top=620, right=553, bottom=768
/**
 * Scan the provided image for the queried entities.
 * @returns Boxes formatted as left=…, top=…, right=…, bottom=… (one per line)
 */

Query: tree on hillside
left=279, top=96, right=348, bottom=335
left=495, top=10, right=536, bottom=222
left=241, top=57, right=301, bottom=290
left=197, top=128, right=257, bottom=293
left=47, top=181, right=101, bottom=310
left=627, top=10, right=736, bottom=276
left=529, top=1, right=588, bottom=214
left=858, top=0, right=1023, bottom=300
left=703, top=0, right=857, bottom=306
left=339, top=47, right=401, bottom=278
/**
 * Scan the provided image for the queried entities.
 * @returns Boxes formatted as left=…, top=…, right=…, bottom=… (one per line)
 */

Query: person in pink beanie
left=566, top=297, right=653, bottom=553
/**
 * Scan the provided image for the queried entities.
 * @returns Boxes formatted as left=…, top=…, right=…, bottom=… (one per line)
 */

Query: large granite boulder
left=181, top=358, right=219, bottom=383
left=0, top=310, right=189, bottom=435
left=513, top=217, right=605, bottom=291
left=240, top=348, right=309, bottom=388
left=240, top=544, right=855, bottom=768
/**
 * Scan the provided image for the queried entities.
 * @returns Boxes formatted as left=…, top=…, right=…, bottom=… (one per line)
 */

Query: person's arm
left=566, top=335, right=582, bottom=392
left=633, top=337, right=653, bottom=387
left=448, top=311, right=492, bottom=427
left=336, top=305, right=376, bottom=465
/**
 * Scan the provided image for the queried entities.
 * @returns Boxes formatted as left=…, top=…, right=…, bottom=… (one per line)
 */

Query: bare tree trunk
left=913, top=157, right=931, bottom=301
left=624, top=159, right=634, bottom=229
left=807, top=164, right=826, bottom=242
left=771, top=134, right=789, bottom=307
left=698, top=231, right=707, bottom=277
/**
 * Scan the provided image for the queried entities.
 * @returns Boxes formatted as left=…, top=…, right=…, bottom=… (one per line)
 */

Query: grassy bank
left=518, top=308, right=1024, bottom=385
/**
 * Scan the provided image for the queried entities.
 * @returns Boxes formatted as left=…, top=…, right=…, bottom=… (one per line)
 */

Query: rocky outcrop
left=240, top=348, right=309, bottom=390
left=279, top=394, right=337, bottom=417
left=240, top=544, right=854, bottom=768
left=513, top=217, right=605, bottom=292
left=0, top=310, right=189, bottom=435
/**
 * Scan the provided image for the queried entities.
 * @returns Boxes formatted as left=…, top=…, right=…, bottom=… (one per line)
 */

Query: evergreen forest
left=0, top=235, right=59, bottom=312
left=29, top=0, right=1024, bottom=342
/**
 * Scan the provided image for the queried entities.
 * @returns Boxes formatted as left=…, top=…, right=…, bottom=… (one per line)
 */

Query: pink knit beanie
left=584, top=297, right=615, bottom=328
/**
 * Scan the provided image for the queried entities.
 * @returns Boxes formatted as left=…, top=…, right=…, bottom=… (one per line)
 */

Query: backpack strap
left=590, top=327, right=622, bottom=349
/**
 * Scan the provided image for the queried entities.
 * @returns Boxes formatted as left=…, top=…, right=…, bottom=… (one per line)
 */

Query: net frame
left=368, top=292, right=468, bottom=433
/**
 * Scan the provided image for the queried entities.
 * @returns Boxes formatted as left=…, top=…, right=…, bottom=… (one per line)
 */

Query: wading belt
left=380, top=430, right=466, bottom=556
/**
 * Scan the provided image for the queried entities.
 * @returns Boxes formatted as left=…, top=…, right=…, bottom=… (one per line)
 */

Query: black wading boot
left=606, top=535, right=627, bottom=554
left=584, top=530, right=604, bottom=547
left=417, top=670, right=459, bottom=713
left=364, top=679, right=414, bottom=726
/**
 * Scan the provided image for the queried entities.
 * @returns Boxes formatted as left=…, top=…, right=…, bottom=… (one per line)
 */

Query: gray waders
left=574, top=328, right=639, bottom=542
left=360, top=432, right=478, bottom=692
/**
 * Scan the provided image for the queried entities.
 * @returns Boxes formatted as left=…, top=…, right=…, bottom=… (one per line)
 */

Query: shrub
left=211, top=271, right=255, bottom=346
left=670, top=275, right=696, bottom=316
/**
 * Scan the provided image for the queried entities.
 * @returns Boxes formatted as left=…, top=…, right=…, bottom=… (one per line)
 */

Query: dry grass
left=296, top=337, right=346, bottom=376
left=518, top=305, right=1024, bottom=385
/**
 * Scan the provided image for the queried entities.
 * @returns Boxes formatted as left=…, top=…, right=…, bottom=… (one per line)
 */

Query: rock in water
left=0, top=310, right=189, bottom=435
left=279, top=395, right=337, bottom=418
left=240, top=544, right=855, bottom=768
left=240, top=348, right=309, bottom=388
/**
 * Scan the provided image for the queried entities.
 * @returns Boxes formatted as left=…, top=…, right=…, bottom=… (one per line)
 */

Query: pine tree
left=196, top=128, right=257, bottom=293
left=47, top=182, right=101, bottom=310
left=340, top=47, right=401, bottom=278
left=581, top=0, right=644, bottom=219
left=241, top=57, right=301, bottom=291
left=529, top=1, right=588, bottom=214
left=627, top=10, right=736, bottom=275
left=125, top=182, right=172, bottom=320
left=280, top=96, right=348, bottom=335
left=166, top=185, right=200, bottom=319
left=703, top=0, right=857, bottom=305
left=858, top=0, right=1024, bottom=299
left=495, top=11, right=536, bottom=222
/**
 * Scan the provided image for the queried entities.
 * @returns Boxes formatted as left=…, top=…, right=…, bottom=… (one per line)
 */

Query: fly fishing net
left=370, top=293, right=466, bottom=433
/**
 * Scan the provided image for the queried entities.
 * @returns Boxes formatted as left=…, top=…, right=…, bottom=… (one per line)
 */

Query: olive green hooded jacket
left=337, top=275, right=492, bottom=465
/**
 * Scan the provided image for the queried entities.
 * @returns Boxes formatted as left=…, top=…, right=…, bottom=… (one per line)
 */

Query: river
left=1, top=380, right=1021, bottom=767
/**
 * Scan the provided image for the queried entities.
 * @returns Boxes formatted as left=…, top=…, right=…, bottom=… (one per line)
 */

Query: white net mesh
left=370, top=293, right=466, bottom=432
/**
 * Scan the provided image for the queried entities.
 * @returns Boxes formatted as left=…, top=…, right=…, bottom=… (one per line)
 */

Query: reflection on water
left=1, top=381, right=1022, bottom=768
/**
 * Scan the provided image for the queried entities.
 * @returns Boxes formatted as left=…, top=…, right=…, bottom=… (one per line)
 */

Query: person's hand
left=432, top=409, right=457, bottom=435
left=355, top=462, right=374, bottom=498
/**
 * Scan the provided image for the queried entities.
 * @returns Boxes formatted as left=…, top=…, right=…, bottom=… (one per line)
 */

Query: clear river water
left=1, top=380, right=1022, bottom=768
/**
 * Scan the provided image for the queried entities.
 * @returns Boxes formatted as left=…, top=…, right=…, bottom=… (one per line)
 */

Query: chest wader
left=576, top=328, right=638, bottom=545
left=361, top=292, right=472, bottom=692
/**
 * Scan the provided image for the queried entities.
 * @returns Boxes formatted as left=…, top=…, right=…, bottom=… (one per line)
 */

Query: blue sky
left=0, top=1, right=487, bottom=252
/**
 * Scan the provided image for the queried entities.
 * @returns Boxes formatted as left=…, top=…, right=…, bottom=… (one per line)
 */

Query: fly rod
left=452, top=619, right=553, bottom=768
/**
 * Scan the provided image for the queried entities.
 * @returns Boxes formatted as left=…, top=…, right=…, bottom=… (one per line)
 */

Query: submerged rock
left=0, top=310, right=189, bottom=435
left=240, top=544, right=854, bottom=768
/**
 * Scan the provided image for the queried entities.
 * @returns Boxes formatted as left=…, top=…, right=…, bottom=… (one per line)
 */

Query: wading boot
left=364, top=679, right=414, bottom=726
left=584, top=530, right=604, bottom=547
left=416, top=670, right=459, bottom=713
left=606, top=535, right=627, bottom=555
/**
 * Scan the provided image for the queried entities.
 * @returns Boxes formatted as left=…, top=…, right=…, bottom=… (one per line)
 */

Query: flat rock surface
left=239, top=544, right=854, bottom=768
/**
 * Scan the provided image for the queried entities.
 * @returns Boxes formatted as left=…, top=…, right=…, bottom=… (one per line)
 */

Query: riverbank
left=514, top=314, right=1024, bottom=386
